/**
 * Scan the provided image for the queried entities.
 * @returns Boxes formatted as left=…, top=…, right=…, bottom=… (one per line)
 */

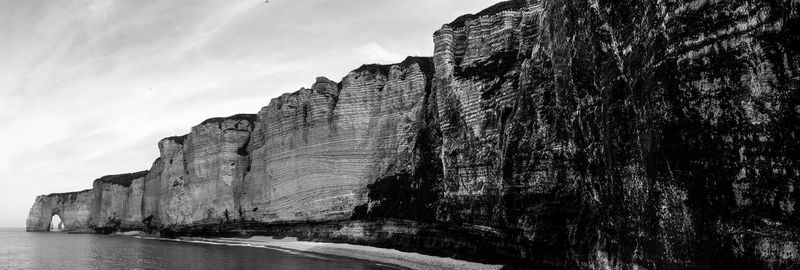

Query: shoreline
left=158, top=235, right=504, bottom=270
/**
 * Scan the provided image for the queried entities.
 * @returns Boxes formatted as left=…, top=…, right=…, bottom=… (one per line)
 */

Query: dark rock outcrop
left=27, top=0, right=799, bottom=269
left=430, top=0, right=800, bottom=268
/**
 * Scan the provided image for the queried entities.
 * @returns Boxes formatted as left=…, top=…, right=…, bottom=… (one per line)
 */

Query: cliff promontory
left=28, top=0, right=799, bottom=269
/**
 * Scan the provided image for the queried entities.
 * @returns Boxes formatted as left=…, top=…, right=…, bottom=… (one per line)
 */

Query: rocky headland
left=27, top=0, right=800, bottom=269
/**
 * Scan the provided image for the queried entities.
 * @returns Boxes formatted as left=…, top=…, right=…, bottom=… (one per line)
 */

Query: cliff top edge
left=43, top=188, right=93, bottom=198
left=353, top=56, right=434, bottom=75
left=447, top=0, right=529, bottom=28
left=199, top=113, right=258, bottom=126
left=92, top=170, right=150, bottom=187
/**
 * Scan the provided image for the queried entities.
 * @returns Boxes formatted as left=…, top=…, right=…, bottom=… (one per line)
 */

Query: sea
left=0, top=228, right=400, bottom=270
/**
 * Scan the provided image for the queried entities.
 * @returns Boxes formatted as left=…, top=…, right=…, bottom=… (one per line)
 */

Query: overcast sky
left=0, top=0, right=494, bottom=228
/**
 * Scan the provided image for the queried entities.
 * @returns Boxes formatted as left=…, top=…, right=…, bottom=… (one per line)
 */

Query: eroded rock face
left=240, top=58, right=433, bottom=223
left=25, top=0, right=799, bottom=268
left=143, top=115, right=255, bottom=226
left=432, top=0, right=800, bottom=268
left=26, top=190, right=94, bottom=232
left=91, top=171, right=148, bottom=230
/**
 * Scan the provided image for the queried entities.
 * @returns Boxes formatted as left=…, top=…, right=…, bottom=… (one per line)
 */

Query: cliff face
left=91, top=171, right=148, bottom=230
left=427, top=0, right=799, bottom=268
left=26, top=0, right=799, bottom=269
left=144, top=115, right=255, bottom=226
left=240, top=58, right=433, bottom=224
left=26, top=190, right=94, bottom=232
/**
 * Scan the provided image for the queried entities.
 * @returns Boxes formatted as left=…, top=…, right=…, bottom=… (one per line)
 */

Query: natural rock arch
left=49, top=211, right=63, bottom=232
left=26, top=190, right=94, bottom=232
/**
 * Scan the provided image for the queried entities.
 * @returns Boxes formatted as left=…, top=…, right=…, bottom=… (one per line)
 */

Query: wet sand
left=179, top=236, right=504, bottom=270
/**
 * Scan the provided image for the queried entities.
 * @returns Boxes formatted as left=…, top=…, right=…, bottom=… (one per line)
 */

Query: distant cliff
left=27, top=0, right=799, bottom=269
left=27, top=189, right=93, bottom=232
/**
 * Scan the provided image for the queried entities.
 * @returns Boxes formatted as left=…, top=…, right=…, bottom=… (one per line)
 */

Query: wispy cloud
left=355, top=42, right=406, bottom=63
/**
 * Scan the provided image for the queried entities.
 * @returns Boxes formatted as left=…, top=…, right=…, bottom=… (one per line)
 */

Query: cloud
left=354, top=42, right=406, bottom=63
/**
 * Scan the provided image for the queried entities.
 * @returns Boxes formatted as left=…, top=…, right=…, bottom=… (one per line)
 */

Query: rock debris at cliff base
left=27, top=0, right=800, bottom=269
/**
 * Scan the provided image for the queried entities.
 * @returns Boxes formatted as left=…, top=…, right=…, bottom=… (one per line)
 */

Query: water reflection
left=0, top=230, right=397, bottom=270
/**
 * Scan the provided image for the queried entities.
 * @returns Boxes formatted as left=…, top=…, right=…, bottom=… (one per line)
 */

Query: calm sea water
left=0, top=228, right=399, bottom=270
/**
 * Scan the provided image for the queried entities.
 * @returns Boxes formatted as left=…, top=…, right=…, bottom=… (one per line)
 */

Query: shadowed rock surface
left=27, top=0, right=799, bottom=269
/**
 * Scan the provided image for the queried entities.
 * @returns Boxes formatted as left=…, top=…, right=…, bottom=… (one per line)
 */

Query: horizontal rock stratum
left=27, top=0, right=800, bottom=269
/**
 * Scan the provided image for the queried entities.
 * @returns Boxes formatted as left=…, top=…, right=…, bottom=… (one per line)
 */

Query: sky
left=0, top=0, right=495, bottom=228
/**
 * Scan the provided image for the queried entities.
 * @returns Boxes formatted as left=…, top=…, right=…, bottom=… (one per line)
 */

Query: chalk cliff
left=143, top=115, right=255, bottom=226
left=91, top=171, right=149, bottom=230
left=27, top=0, right=799, bottom=269
left=27, top=190, right=94, bottom=232
left=240, top=58, right=433, bottom=224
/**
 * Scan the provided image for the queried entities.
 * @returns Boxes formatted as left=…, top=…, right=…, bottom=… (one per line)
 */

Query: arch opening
left=49, top=214, right=64, bottom=232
